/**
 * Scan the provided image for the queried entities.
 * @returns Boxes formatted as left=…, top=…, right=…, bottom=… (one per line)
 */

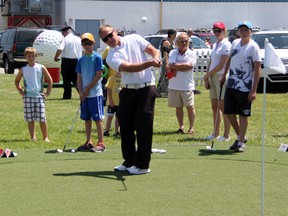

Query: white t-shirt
left=58, top=33, right=82, bottom=59
left=168, top=48, right=197, bottom=91
left=226, top=39, right=261, bottom=92
left=210, top=38, right=231, bottom=75
left=107, top=34, right=155, bottom=85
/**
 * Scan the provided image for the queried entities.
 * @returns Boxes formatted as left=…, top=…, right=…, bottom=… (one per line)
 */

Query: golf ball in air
left=33, top=30, right=63, bottom=68
left=141, top=16, right=148, bottom=23
left=71, top=149, right=76, bottom=153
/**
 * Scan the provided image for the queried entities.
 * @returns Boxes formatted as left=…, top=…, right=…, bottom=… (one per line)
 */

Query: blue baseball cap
left=238, top=21, right=252, bottom=30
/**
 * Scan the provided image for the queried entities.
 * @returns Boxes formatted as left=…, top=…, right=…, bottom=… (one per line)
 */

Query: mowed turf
left=1, top=144, right=288, bottom=216
left=1, top=74, right=288, bottom=215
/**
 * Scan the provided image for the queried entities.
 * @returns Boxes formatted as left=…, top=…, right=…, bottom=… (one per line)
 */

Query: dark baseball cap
left=60, top=26, right=71, bottom=32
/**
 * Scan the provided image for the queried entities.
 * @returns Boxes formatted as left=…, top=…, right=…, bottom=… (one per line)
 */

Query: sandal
left=177, top=128, right=185, bottom=134
left=188, top=130, right=195, bottom=135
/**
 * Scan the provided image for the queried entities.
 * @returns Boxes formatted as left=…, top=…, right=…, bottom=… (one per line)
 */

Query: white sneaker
left=206, top=134, right=220, bottom=141
left=217, top=136, right=231, bottom=142
left=114, top=164, right=127, bottom=172
left=127, top=166, right=151, bottom=175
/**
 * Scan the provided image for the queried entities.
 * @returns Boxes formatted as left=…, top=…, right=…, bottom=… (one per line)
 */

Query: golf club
left=62, top=106, right=80, bottom=151
left=206, top=84, right=223, bottom=151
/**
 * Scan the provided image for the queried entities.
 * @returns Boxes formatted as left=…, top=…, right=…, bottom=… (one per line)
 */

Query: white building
left=1, top=0, right=288, bottom=50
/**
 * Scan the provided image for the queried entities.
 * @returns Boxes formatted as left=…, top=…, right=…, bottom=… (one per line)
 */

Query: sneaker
left=103, top=130, right=110, bottom=136
left=91, top=142, right=106, bottom=152
left=217, top=136, right=230, bottom=142
left=235, top=144, right=245, bottom=152
left=77, top=142, right=94, bottom=151
left=114, top=164, right=127, bottom=172
left=206, top=134, right=220, bottom=141
left=229, top=140, right=239, bottom=150
left=44, top=138, right=50, bottom=143
left=127, top=166, right=151, bottom=175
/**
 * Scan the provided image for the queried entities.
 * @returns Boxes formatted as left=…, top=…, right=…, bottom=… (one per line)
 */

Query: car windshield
left=17, top=31, right=43, bottom=43
left=197, top=35, right=216, bottom=44
left=191, top=37, right=210, bottom=49
left=252, top=33, right=288, bottom=49
left=146, top=37, right=164, bottom=49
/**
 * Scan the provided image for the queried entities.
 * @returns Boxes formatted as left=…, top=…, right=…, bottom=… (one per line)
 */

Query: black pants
left=118, top=85, right=157, bottom=169
left=61, top=58, right=78, bottom=99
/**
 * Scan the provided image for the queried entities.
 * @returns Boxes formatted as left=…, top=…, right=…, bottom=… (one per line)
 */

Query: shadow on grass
left=0, top=138, right=29, bottom=143
left=198, top=149, right=237, bottom=156
left=273, top=134, right=288, bottom=138
left=53, top=170, right=129, bottom=191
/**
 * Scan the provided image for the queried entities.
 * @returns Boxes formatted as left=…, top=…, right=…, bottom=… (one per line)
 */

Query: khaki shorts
left=168, top=89, right=194, bottom=107
left=209, top=74, right=226, bottom=99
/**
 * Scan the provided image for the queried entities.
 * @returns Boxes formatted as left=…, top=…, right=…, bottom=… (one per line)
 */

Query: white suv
left=251, top=30, right=288, bottom=90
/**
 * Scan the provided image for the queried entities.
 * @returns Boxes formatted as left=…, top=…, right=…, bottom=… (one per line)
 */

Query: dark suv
left=0, top=28, right=45, bottom=74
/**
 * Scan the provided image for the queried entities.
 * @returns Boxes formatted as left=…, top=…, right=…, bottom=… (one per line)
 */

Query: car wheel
left=4, top=58, right=14, bottom=74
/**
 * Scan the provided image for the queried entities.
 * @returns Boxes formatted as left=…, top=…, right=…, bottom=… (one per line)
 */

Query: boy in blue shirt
left=15, top=47, right=53, bottom=142
left=76, top=33, right=106, bottom=152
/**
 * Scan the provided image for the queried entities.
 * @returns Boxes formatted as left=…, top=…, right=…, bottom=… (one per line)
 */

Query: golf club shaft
left=63, top=106, right=80, bottom=151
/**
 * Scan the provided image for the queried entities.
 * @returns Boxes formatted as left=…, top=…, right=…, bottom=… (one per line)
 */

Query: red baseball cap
left=213, top=22, right=226, bottom=30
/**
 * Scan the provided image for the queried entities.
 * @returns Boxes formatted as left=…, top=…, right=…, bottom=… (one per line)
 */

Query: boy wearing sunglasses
left=76, top=33, right=106, bottom=153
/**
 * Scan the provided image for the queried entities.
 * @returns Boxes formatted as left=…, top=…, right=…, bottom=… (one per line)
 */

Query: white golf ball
left=71, top=149, right=76, bottom=153
left=33, top=30, right=63, bottom=68
left=141, top=16, right=148, bottom=23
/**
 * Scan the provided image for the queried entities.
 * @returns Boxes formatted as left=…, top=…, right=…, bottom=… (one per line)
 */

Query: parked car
left=144, top=34, right=211, bottom=57
left=0, top=27, right=45, bottom=74
left=193, top=33, right=216, bottom=48
left=251, top=30, right=288, bottom=90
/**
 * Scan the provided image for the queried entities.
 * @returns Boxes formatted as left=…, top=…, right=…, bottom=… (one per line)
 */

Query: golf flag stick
left=63, top=106, right=80, bottom=151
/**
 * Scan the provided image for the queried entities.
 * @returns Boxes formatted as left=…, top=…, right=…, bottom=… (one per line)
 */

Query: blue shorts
left=107, top=105, right=119, bottom=117
left=23, top=95, right=46, bottom=122
left=80, top=96, right=105, bottom=121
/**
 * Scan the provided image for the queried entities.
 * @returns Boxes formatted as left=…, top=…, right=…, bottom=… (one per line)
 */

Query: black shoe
left=229, top=140, right=239, bottom=150
left=234, top=144, right=245, bottom=152
left=103, top=130, right=110, bottom=136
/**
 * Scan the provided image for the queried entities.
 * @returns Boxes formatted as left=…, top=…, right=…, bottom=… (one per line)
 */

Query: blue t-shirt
left=76, top=52, right=103, bottom=97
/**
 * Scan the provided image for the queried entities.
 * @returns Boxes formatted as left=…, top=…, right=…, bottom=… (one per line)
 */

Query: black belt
left=124, top=82, right=155, bottom=90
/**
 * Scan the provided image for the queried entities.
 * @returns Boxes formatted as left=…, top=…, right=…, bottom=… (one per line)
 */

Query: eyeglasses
left=213, top=29, right=222, bottom=34
left=81, top=41, right=93, bottom=46
left=101, top=31, right=114, bottom=42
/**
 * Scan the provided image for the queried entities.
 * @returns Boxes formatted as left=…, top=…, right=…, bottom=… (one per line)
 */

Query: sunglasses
left=82, top=41, right=93, bottom=46
left=101, top=31, right=114, bottom=42
left=213, top=29, right=222, bottom=34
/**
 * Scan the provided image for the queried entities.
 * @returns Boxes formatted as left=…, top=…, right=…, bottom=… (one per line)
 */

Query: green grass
left=1, top=74, right=288, bottom=216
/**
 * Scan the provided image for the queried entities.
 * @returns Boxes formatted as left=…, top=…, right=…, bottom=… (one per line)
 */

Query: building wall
left=64, top=1, right=288, bottom=49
